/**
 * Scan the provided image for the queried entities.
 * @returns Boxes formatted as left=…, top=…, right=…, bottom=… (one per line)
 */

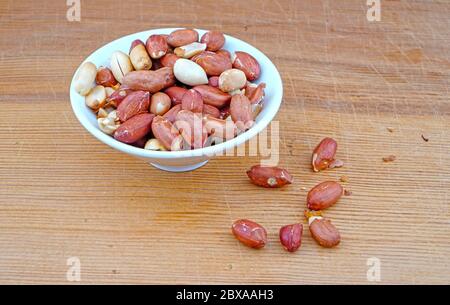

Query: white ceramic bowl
left=70, top=28, right=283, bottom=172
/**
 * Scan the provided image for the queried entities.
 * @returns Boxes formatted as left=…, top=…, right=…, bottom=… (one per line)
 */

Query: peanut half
left=114, top=113, right=155, bottom=144
left=110, top=51, right=134, bottom=83
left=279, top=224, right=303, bottom=252
left=85, top=85, right=107, bottom=110
left=174, top=42, right=207, bottom=59
left=232, top=51, right=261, bottom=81
left=96, top=67, right=118, bottom=87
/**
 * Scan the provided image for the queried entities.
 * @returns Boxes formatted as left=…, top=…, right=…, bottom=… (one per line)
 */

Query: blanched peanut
left=173, top=59, right=208, bottom=86
left=85, top=85, right=107, bottom=110
left=174, top=42, right=207, bottom=59
left=150, top=92, right=171, bottom=115
left=110, top=51, right=133, bottom=83
left=74, top=62, right=97, bottom=96
left=218, top=69, right=247, bottom=92
left=98, top=110, right=120, bottom=135
left=129, top=42, right=152, bottom=70
left=144, top=138, right=167, bottom=151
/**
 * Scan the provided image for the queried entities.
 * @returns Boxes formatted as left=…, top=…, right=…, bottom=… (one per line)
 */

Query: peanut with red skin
left=232, top=219, right=267, bottom=249
left=312, top=137, right=337, bottom=172
left=181, top=89, right=204, bottom=113
left=114, top=113, right=154, bottom=144
left=117, top=91, right=150, bottom=122
left=279, top=224, right=303, bottom=252
left=308, top=216, right=341, bottom=248
left=246, top=165, right=293, bottom=188
left=146, top=34, right=169, bottom=59
left=200, top=31, right=225, bottom=52
left=96, top=67, right=118, bottom=87
left=122, top=67, right=175, bottom=92
left=160, top=53, right=180, bottom=68
left=202, top=104, right=221, bottom=119
left=164, top=86, right=188, bottom=105
left=307, top=181, right=343, bottom=211
left=232, top=51, right=261, bottom=81
left=193, top=85, right=231, bottom=108
left=167, top=29, right=199, bottom=47
left=151, top=115, right=183, bottom=151
left=174, top=110, right=207, bottom=149
left=162, top=104, right=182, bottom=123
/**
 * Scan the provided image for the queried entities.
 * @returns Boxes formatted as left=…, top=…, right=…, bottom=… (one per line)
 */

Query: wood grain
left=0, top=0, right=449, bottom=284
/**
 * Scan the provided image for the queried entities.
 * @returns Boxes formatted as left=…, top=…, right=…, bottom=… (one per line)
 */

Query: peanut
left=312, top=138, right=338, bottom=172
left=114, top=113, right=154, bottom=144
left=74, top=62, right=97, bottom=96
left=96, top=67, right=118, bottom=87
left=200, top=31, right=225, bottom=52
left=193, top=85, right=231, bottom=108
left=85, top=85, right=107, bottom=110
left=167, top=29, right=199, bottom=47
left=219, top=69, right=247, bottom=92
left=279, top=224, right=303, bottom=252
left=174, top=42, right=207, bottom=59
left=122, top=67, right=175, bottom=92
left=173, top=58, right=208, bottom=86
left=232, top=219, right=267, bottom=249
left=174, top=110, right=207, bottom=149
left=150, top=92, right=171, bottom=116
left=110, top=51, right=133, bottom=83
left=144, top=138, right=167, bottom=151
left=129, top=40, right=152, bottom=70
left=116, top=91, right=150, bottom=122
left=246, top=165, right=293, bottom=188
left=307, top=181, right=343, bottom=211
left=151, top=116, right=183, bottom=151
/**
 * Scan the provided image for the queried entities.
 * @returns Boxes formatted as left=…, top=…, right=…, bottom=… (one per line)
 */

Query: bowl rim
left=70, top=28, right=283, bottom=159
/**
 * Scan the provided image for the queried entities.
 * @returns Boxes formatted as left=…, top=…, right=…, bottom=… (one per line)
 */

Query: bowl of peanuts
left=70, top=28, right=283, bottom=172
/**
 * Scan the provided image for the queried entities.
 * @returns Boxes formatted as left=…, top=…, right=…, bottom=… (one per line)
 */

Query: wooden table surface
left=0, top=0, right=449, bottom=285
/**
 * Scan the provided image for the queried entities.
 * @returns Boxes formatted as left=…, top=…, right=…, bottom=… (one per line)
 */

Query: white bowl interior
left=70, top=28, right=283, bottom=160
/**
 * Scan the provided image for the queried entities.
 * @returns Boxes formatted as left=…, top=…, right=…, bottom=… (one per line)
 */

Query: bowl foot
left=149, top=160, right=209, bottom=172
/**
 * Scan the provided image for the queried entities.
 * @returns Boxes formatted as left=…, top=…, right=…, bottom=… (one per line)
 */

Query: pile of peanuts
left=73, top=29, right=266, bottom=151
